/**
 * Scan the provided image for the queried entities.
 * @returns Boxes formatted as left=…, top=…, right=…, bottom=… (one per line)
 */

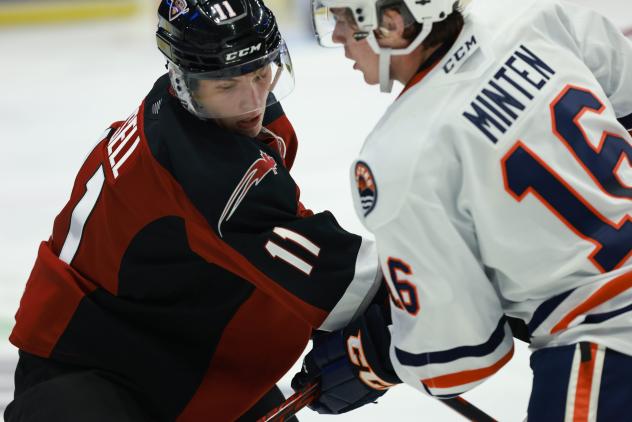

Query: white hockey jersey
left=350, top=0, right=632, bottom=397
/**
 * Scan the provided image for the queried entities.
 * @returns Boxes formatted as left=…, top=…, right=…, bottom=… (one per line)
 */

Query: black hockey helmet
left=156, top=0, right=294, bottom=119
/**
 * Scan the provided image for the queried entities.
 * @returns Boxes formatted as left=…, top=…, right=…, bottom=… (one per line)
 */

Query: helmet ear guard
left=167, top=62, right=201, bottom=117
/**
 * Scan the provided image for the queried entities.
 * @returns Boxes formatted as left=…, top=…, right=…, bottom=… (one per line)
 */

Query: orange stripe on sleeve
left=421, top=347, right=514, bottom=389
left=551, top=271, right=632, bottom=334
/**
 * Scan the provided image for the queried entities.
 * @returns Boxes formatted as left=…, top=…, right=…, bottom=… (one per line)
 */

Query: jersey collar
left=398, top=32, right=460, bottom=98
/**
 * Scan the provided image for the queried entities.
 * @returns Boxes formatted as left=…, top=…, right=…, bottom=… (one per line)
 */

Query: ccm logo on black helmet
left=226, top=43, right=262, bottom=62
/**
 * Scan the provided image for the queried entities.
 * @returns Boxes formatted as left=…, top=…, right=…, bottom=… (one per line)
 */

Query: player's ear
left=377, top=9, right=408, bottom=48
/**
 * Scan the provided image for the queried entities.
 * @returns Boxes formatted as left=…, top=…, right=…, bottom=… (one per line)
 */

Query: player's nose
left=240, top=83, right=265, bottom=111
left=331, top=21, right=346, bottom=45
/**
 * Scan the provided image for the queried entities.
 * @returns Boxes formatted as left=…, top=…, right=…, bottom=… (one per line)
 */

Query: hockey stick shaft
left=441, top=396, right=497, bottom=421
left=257, top=382, right=319, bottom=422
left=259, top=382, right=496, bottom=422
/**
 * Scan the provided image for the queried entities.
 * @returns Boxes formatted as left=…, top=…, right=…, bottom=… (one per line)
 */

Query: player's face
left=330, top=8, right=380, bottom=85
left=193, top=65, right=273, bottom=137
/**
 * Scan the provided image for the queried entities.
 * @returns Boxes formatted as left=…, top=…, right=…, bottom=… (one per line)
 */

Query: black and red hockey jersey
left=9, top=75, right=380, bottom=421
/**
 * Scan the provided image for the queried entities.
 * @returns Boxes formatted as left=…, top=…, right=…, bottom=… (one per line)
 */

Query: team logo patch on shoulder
left=167, top=0, right=189, bottom=21
left=218, top=151, right=278, bottom=237
left=354, top=161, right=378, bottom=217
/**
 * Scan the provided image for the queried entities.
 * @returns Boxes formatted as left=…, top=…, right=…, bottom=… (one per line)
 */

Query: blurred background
left=0, top=0, right=630, bottom=420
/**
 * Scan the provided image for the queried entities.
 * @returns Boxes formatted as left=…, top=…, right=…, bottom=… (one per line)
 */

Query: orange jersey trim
left=398, top=53, right=445, bottom=98
left=551, top=271, right=632, bottom=334
left=421, top=347, right=514, bottom=389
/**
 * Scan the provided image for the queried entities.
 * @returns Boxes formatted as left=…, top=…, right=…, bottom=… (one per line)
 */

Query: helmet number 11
left=211, top=1, right=238, bottom=20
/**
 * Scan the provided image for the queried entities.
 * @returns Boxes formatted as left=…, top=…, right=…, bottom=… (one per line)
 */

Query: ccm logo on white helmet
left=225, top=43, right=262, bottom=62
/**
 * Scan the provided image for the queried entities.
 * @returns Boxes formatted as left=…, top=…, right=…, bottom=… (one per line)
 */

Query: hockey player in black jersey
left=3, top=1, right=382, bottom=421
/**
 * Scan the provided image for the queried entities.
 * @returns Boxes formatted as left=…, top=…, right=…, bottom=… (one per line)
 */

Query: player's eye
left=216, top=83, right=236, bottom=91
left=330, top=9, right=349, bottom=24
left=254, top=69, right=270, bottom=82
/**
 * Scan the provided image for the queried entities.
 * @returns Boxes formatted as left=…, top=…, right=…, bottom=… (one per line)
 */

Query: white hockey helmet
left=312, top=0, right=458, bottom=92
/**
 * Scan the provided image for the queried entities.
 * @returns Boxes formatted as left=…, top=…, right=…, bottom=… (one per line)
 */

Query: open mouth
left=237, top=113, right=262, bottom=128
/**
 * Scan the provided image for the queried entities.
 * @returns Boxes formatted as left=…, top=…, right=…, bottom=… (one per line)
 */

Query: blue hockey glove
left=291, top=304, right=401, bottom=414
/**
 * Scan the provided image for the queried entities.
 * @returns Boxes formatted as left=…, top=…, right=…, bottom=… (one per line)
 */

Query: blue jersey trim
left=583, top=303, right=632, bottom=325
left=434, top=392, right=463, bottom=399
left=527, top=289, right=573, bottom=335
left=395, top=317, right=506, bottom=367
left=618, top=112, right=632, bottom=130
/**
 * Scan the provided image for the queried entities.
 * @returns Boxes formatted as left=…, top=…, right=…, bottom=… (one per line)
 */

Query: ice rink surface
left=0, top=0, right=630, bottom=419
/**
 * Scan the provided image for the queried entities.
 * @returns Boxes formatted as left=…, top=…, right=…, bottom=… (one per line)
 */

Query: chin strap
left=367, top=21, right=434, bottom=94
left=379, top=48, right=394, bottom=93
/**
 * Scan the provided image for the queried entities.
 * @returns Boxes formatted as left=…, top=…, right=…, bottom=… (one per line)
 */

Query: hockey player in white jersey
left=292, top=0, right=632, bottom=419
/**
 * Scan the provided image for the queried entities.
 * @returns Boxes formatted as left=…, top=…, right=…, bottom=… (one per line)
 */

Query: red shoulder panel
left=264, top=114, right=298, bottom=170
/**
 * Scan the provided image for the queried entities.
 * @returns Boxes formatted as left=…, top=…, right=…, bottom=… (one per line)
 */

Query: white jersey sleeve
left=351, top=102, right=514, bottom=397
left=557, top=1, right=632, bottom=128
left=369, top=160, right=515, bottom=397
left=319, top=237, right=383, bottom=331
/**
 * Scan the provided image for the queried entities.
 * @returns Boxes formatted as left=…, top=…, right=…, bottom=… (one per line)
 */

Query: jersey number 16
left=502, top=85, right=631, bottom=273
